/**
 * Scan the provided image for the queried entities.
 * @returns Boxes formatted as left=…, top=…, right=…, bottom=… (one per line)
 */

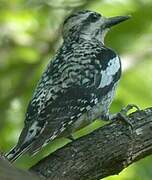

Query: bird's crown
left=62, top=10, right=130, bottom=42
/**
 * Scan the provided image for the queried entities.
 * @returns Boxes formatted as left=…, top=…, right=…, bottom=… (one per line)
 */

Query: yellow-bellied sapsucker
left=6, top=10, right=130, bottom=162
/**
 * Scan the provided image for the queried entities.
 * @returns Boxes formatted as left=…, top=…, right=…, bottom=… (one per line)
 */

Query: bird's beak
left=105, top=15, right=131, bottom=28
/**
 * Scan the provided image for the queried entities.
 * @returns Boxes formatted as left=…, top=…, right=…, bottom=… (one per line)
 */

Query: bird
left=5, top=10, right=131, bottom=162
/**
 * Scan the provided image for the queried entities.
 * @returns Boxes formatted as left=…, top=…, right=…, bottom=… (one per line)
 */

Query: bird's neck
left=64, top=30, right=108, bottom=45
left=79, top=29, right=108, bottom=44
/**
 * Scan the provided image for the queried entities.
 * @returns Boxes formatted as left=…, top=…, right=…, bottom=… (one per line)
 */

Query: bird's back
left=6, top=38, right=121, bottom=161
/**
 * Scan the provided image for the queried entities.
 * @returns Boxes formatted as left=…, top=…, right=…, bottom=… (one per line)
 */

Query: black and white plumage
left=6, top=10, right=130, bottom=162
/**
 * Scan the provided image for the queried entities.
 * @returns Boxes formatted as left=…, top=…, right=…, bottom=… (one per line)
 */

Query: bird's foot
left=102, top=104, right=140, bottom=129
left=111, top=104, right=140, bottom=129
left=119, top=104, right=140, bottom=115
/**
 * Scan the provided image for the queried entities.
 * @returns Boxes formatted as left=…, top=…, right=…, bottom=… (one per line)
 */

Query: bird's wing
left=15, top=58, right=57, bottom=148
left=16, top=44, right=121, bottom=155
left=5, top=57, right=61, bottom=162
left=28, top=46, right=121, bottom=153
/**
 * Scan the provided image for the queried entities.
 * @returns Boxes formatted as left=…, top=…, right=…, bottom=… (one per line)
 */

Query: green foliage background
left=0, top=0, right=152, bottom=179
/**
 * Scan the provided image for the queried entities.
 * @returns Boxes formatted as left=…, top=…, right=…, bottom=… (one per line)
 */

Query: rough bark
left=1, top=107, right=152, bottom=180
left=30, top=107, right=152, bottom=180
left=0, top=155, right=42, bottom=180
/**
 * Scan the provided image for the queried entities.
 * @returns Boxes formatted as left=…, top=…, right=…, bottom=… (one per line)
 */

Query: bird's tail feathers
left=5, top=141, right=33, bottom=163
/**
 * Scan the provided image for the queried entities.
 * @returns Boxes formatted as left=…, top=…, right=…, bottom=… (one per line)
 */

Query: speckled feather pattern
left=6, top=10, right=122, bottom=161
left=21, top=38, right=121, bottom=153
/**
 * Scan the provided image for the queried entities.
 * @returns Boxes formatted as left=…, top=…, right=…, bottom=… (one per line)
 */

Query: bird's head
left=62, top=10, right=131, bottom=43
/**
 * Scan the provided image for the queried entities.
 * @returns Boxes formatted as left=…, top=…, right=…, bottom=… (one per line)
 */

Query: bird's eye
left=89, top=13, right=101, bottom=22
left=91, top=14, right=98, bottom=21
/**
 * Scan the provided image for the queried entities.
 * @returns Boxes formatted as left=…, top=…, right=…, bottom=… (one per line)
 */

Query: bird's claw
left=120, top=104, right=140, bottom=114
left=110, top=104, right=140, bottom=130
left=116, top=111, right=133, bottom=129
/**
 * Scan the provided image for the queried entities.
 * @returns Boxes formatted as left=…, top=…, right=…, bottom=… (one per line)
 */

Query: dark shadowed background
left=0, top=0, right=152, bottom=179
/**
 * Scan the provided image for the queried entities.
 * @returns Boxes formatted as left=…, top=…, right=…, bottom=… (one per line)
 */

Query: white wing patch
left=99, top=56, right=120, bottom=88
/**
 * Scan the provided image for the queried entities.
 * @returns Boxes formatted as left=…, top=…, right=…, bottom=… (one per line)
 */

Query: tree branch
left=0, top=155, right=42, bottom=180
left=1, top=107, right=152, bottom=180
left=30, top=107, right=152, bottom=180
